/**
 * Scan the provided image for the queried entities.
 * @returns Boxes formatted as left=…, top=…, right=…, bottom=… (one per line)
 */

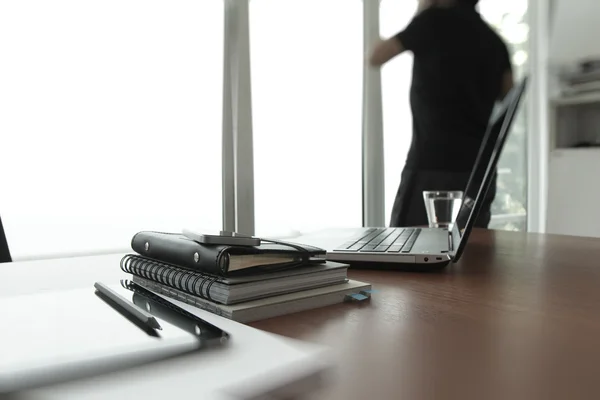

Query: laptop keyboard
left=334, top=228, right=422, bottom=253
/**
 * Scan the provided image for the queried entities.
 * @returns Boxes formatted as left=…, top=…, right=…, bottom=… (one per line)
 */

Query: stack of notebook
left=120, top=231, right=372, bottom=323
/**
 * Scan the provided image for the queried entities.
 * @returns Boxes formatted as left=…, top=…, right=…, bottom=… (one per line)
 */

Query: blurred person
left=370, top=0, right=514, bottom=227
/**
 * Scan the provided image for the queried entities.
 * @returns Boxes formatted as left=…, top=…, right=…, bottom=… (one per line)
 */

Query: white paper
left=8, top=287, right=332, bottom=400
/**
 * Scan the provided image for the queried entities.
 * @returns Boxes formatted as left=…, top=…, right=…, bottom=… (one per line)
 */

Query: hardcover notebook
left=131, top=231, right=327, bottom=276
left=121, top=254, right=349, bottom=305
left=133, top=276, right=372, bottom=323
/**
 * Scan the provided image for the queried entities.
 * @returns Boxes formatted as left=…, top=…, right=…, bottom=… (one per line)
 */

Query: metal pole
left=362, top=0, right=386, bottom=227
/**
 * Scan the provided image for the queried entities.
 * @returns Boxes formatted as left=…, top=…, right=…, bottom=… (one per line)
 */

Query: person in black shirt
left=370, top=0, right=514, bottom=227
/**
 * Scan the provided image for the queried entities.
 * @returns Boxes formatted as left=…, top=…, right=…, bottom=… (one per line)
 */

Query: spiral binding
left=122, top=233, right=322, bottom=304
left=120, top=254, right=221, bottom=303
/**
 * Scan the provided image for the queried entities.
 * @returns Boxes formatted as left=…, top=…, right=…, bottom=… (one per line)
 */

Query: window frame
left=223, top=0, right=255, bottom=235
left=229, top=0, right=386, bottom=233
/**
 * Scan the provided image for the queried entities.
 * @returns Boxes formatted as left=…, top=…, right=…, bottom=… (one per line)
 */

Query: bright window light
left=380, top=0, right=418, bottom=225
left=250, top=0, right=363, bottom=237
left=0, top=0, right=224, bottom=259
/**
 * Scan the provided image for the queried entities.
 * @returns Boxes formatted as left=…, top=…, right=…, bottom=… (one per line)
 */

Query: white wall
left=549, top=0, right=600, bottom=65
left=544, top=0, right=600, bottom=237
left=547, top=149, right=600, bottom=237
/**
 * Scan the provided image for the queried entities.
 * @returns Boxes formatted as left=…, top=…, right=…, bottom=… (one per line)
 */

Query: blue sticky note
left=346, top=293, right=369, bottom=301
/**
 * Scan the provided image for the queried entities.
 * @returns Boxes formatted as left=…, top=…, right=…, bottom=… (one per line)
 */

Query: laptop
left=326, top=77, right=528, bottom=270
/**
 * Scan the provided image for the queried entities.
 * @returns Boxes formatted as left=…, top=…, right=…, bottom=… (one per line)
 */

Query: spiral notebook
left=121, top=254, right=349, bottom=305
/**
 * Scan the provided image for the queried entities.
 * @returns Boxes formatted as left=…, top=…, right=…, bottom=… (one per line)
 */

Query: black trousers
left=389, top=168, right=496, bottom=228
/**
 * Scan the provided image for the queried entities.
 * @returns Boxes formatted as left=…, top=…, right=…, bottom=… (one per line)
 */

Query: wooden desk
left=251, top=229, right=600, bottom=399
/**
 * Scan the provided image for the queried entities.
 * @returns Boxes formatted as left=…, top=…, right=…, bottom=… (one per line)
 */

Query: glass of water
left=423, top=191, right=463, bottom=229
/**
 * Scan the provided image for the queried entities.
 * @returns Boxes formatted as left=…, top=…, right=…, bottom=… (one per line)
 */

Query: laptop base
left=343, top=260, right=451, bottom=272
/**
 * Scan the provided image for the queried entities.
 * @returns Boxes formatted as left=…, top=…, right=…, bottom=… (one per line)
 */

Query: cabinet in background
left=547, top=93, right=600, bottom=237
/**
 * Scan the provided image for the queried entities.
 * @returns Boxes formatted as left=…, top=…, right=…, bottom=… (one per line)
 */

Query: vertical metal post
left=232, top=0, right=255, bottom=236
left=223, top=0, right=255, bottom=235
left=527, top=0, right=549, bottom=233
left=222, top=0, right=236, bottom=233
left=362, top=0, right=386, bottom=227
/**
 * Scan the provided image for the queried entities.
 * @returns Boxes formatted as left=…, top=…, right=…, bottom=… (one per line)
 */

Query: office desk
left=251, top=229, right=600, bottom=399
left=3, top=229, right=600, bottom=399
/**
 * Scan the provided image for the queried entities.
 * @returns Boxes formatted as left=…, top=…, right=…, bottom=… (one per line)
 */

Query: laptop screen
left=451, top=77, right=528, bottom=262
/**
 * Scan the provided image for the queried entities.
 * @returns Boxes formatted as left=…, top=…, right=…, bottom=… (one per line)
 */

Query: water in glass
left=423, top=191, right=463, bottom=229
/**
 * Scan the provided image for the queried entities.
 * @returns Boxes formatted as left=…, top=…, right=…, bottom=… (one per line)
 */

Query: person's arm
left=416, top=0, right=433, bottom=14
left=369, top=38, right=405, bottom=67
left=499, top=69, right=514, bottom=99
left=368, top=7, right=438, bottom=68
left=498, top=43, right=514, bottom=99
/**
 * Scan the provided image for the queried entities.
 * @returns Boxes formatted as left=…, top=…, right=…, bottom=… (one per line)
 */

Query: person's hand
left=417, top=0, right=434, bottom=13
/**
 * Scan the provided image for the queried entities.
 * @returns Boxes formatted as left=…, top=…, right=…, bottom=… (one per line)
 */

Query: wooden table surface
left=251, top=229, right=600, bottom=400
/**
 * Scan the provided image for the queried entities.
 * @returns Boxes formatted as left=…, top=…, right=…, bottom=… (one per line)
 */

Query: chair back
left=0, top=216, right=11, bottom=263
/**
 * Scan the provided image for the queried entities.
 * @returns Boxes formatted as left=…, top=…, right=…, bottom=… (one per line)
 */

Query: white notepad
left=0, top=285, right=208, bottom=393
left=4, top=285, right=333, bottom=399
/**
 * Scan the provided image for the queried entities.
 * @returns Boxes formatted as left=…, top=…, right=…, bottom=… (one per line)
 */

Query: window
left=380, top=0, right=418, bottom=224
left=250, top=0, right=363, bottom=236
left=0, top=0, right=224, bottom=259
left=479, top=0, right=529, bottom=231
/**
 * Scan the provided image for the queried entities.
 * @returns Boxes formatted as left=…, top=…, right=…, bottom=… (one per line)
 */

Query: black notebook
left=121, top=254, right=349, bottom=305
left=131, top=231, right=327, bottom=276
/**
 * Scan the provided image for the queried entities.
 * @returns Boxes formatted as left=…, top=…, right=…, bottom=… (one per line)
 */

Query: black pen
left=94, top=281, right=162, bottom=331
